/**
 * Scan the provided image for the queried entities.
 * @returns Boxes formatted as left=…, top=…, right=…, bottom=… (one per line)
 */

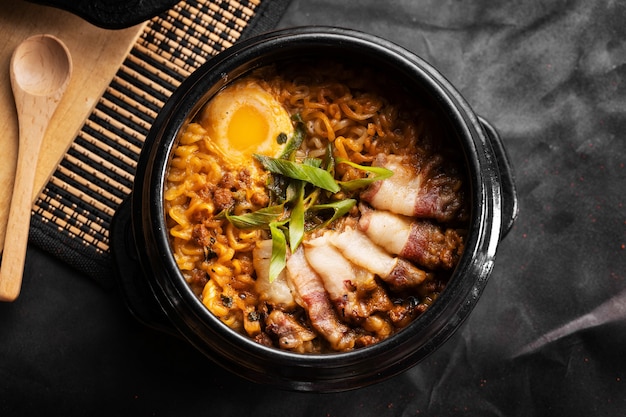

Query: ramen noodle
left=164, top=61, right=469, bottom=353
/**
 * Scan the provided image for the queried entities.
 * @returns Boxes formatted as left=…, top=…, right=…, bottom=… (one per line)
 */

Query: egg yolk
left=198, top=79, right=294, bottom=165
left=226, top=104, right=270, bottom=153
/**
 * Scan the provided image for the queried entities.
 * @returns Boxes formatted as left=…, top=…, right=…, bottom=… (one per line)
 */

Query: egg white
left=198, top=79, right=294, bottom=166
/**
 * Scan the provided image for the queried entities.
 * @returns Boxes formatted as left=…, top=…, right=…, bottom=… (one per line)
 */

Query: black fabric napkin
left=28, top=0, right=180, bottom=29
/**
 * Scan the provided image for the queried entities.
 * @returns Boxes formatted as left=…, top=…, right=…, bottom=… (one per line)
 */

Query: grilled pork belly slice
left=302, top=233, right=361, bottom=302
left=328, top=227, right=432, bottom=291
left=358, top=208, right=465, bottom=270
left=286, top=247, right=355, bottom=351
left=303, top=233, right=393, bottom=323
left=360, top=153, right=464, bottom=223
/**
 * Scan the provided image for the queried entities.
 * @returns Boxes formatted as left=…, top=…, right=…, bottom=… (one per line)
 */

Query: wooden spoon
left=0, top=34, right=72, bottom=301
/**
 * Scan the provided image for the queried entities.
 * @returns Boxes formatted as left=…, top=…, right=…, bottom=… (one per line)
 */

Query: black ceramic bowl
left=111, top=26, right=518, bottom=392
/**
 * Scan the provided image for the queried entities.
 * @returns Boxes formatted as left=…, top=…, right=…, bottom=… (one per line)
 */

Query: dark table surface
left=2, top=0, right=625, bottom=416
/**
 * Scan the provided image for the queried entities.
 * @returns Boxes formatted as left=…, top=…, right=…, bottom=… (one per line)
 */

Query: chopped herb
left=220, top=295, right=233, bottom=308
left=276, top=132, right=288, bottom=145
left=203, top=246, right=217, bottom=261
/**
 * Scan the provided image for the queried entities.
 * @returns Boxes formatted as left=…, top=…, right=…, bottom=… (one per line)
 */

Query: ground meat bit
left=238, top=169, right=252, bottom=187
left=197, top=184, right=213, bottom=200
left=354, top=334, right=378, bottom=348
left=343, top=285, right=392, bottom=323
left=190, top=209, right=209, bottom=224
left=237, top=253, right=255, bottom=275
left=442, top=229, right=465, bottom=266
left=254, top=332, right=274, bottom=347
left=188, top=269, right=209, bottom=296
left=415, top=303, right=429, bottom=314
left=189, top=186, right=214, bottom=223
left=218, top=172, right=237, bottom=190
left=388, top=301, right=416, bottom=328
left=230, top=276, right=255, bottom=292
left=192, top=224, right=213, bottom=247
left=213, top=188, right=234, bottom=211
left=250, top=191, right=269, bottom=207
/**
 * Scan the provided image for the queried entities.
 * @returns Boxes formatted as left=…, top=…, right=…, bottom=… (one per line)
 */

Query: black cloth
left=1, top=1, right=625, bottom=416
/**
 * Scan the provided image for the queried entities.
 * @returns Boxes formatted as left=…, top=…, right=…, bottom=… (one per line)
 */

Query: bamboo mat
left=29, top=0, right=292, bottom=287
left=0, top=2, right=146, bottom=253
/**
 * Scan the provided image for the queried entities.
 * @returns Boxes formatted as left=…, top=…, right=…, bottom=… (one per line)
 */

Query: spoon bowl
left=0, top=34, right=72, bottom=301
left=12, top=36, right=72, bottom=96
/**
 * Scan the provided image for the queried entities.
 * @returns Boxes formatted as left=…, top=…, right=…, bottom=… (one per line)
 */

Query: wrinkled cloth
left=1, top=0, right=624, bottom=416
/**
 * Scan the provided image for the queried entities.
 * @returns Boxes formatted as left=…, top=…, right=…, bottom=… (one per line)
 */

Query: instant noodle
left=164, top=61, right=469, bottom=353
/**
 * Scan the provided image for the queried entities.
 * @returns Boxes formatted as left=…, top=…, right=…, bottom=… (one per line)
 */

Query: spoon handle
left=0, top=33, right=72, bottom=301
left=0, top=102, right=49, bottom=302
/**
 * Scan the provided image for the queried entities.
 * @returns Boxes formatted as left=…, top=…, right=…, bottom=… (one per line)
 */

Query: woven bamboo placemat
left=29, top=0, right=292, bottom=287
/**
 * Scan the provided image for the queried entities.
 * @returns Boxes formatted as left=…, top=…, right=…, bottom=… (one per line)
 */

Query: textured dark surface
left=1, top=0, right=625, bottom=416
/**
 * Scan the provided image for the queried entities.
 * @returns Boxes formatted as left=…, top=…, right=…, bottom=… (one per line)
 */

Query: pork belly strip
left=358, top=208, right=464, bottom=270
left=252, top=240, right=296, bottom=308
left=286, top=247, right=355, bottom=351
left=303, top=234, right=392, bottom=323
left=360, top=153, right=464, bottom=223
left=328, top=228, right=432, bottom=291
left=301, top=233, right=361, bottom=301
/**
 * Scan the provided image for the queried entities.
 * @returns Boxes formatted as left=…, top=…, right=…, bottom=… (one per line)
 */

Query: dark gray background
left=2, top=0, right=625, bottom=415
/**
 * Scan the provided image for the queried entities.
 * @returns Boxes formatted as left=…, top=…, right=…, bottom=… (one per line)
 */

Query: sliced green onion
left=336, top=158, right=394, bottom=191
left=223, top=205, right=283, bottom=229
left=269, top=221, right=287, bottom=282
left=254, top=154, right=340, bottom=193
left=322, top=143, right=335, bottom=177
left=309, top=198, right=357, bottom=229
left=302, top=157, right=322, bottom=168
left=279, top=121, right=305, bottom=160
left=289, top=181, right=305, bottom=252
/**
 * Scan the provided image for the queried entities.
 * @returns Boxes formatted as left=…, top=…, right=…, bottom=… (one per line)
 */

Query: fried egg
left=198, top=79, right=294, bottom=166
